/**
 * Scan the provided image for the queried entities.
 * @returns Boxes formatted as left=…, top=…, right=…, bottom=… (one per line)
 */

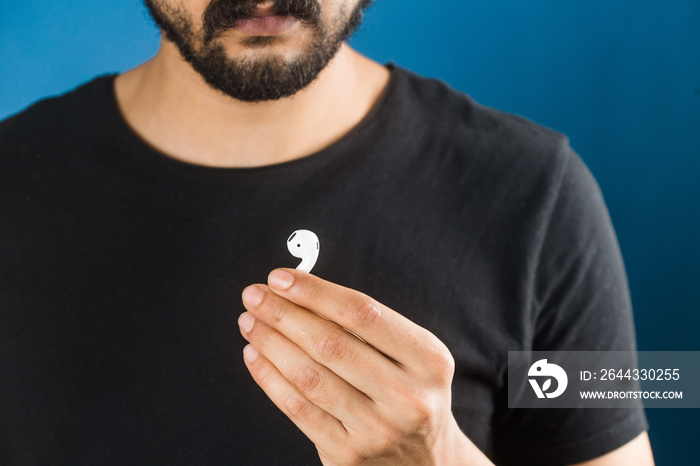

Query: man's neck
left=114, top=41, right=391, bottom=168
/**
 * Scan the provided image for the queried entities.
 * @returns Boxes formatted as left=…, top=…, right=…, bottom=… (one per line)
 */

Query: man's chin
left=186, top=51, right=325, bottom=102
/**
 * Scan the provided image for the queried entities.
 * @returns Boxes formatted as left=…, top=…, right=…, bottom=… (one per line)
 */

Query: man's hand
left=238, top=268, right=493, bottom=465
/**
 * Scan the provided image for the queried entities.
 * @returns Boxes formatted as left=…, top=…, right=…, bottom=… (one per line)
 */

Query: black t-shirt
left=0, top=65, right=647, bottom=465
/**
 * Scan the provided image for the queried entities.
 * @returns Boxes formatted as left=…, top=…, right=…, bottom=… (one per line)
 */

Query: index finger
left=266, top=268, right=450, bottom=373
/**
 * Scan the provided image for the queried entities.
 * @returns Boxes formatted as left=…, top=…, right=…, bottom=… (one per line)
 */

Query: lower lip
left=233, top=16, right=299, bottom=35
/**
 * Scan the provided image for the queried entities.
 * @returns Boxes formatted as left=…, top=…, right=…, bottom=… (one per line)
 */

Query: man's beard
left=143, top=0, right=373, bottom=102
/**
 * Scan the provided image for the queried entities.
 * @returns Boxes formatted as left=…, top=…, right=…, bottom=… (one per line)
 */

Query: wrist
left=436, top=417, right=494, bottom=466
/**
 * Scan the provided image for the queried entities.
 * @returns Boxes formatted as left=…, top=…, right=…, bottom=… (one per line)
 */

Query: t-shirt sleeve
left=492, top=147, right=649, bottom=465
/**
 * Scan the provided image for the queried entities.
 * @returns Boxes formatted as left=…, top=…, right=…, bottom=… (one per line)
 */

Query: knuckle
left=270, top=304, right=288, bottom=324
left=313, top=329, right=351, bottom=363
left=284, top=392, right=315, bottom=422
left=423, top=336, right=456, bottom=384
left=349, top=295, right=382, bottom=328
left=292, top=364, right=323, bottom=394
left=437, top=350, right=456, bottom=383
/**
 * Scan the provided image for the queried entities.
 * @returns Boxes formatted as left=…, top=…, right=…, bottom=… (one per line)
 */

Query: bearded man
left=0, top=1, right=655, bottom=464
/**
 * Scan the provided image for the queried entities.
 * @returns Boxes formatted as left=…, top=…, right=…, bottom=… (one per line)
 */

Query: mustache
left=203, top=0, right=321, bottom=41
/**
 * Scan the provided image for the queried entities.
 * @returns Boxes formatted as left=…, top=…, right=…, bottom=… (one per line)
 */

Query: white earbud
left=287, top=230, right=319, bottom=273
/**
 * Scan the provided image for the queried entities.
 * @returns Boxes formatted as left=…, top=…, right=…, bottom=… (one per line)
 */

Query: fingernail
left=242, top=285, right=264, bottom=307
left=268, top=269, right=294, bottom=290
left=238, top=312, right=255, bottom=333
left=243, top=345, right=259, bottom=363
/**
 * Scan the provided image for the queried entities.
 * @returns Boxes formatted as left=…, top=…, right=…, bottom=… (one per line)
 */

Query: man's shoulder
left=392, top=65, right=570, bottom=158
left=390, top=65, right=573, bottom=184
left=0, top=75, right=117, bottom=195
left=0, top=74, right=116, bottom=152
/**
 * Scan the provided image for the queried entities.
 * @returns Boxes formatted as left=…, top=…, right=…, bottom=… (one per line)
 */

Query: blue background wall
left=2, top=0, right=698, bottom=463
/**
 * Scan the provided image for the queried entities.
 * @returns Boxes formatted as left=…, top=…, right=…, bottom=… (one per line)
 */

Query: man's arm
left=573, top=432, right=654, bottom=466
